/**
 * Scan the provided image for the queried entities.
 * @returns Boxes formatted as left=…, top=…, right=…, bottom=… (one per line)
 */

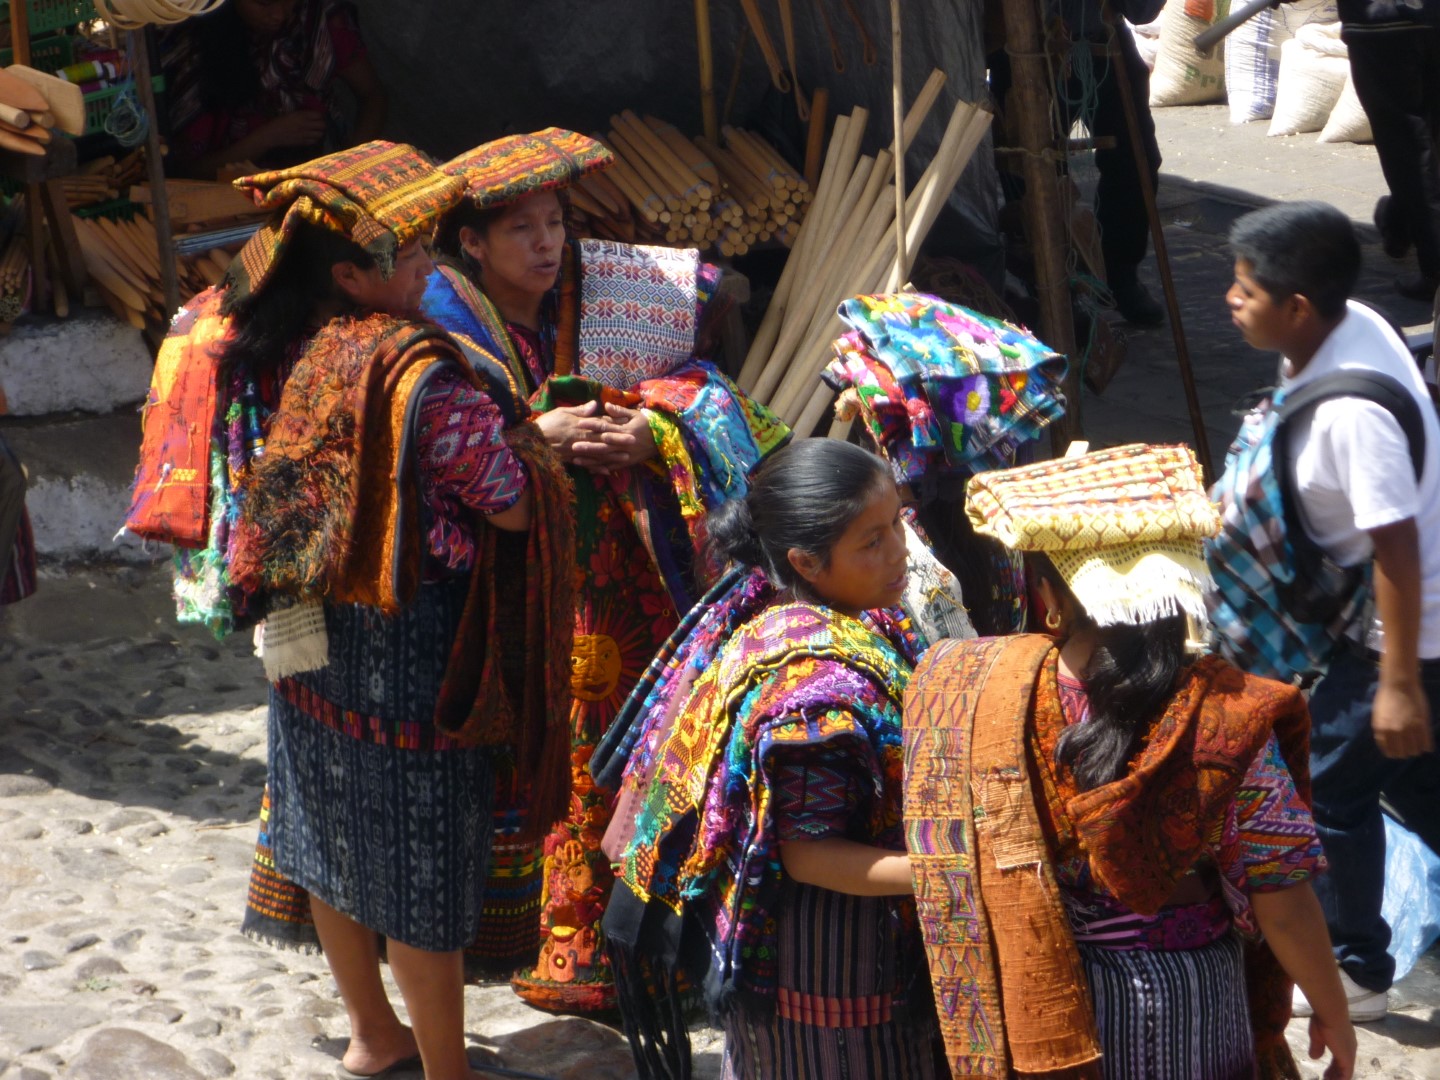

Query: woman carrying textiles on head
left=127, top=142, right=575, bottom=1080
left=903, top=444, right=1356, bottom=1080
left=421, top=128, right=788, bottom=1012
left=603, top=438, right=946, bottom=1080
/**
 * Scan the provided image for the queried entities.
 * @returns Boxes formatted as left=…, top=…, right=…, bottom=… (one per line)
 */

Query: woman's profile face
left=792, top=478, right=909, bottom=617
left=236, top=0, right=299, bottom=38
left=333, top=241, right=435, bottom=318
left=461, top=191, right=566, bottom=302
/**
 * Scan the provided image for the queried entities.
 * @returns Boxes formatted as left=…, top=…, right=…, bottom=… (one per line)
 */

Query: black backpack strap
left=1277, top=371, right=1426, bottom=481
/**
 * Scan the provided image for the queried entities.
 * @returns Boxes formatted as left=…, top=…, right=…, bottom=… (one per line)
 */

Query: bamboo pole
left=889, top=0, right=909, bottom=288
left=804, top=88, right=829, bottom=189
left=695, top=0, right=718, bottom=144
left=736, top=111, right=857, bottom=391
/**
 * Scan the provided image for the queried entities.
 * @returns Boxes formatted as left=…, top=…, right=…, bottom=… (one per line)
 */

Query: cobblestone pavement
left=3, top=105, right=1439, bottom=1079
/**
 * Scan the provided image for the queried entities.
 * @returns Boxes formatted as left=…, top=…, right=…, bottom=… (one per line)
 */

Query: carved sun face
left=570, top=633, right=622, bottom=703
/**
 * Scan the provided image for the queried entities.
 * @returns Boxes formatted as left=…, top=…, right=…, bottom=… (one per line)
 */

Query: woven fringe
left=239, top=927, right=323, bottom=956
left=1055, top=547, right=1214, bottom=629
left=258, top=601, right=329, bottom=681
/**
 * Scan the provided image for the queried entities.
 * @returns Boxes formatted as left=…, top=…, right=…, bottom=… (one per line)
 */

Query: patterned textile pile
left=227, top=140, right=465, bottom=301
left=822, top=292, right=1068, bottom=484
left=443, top=128, right=614, bottom=211
left=576, top=239, right=699, bottom=389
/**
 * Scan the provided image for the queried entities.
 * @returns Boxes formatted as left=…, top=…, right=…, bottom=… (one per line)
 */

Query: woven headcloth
left=442, top=128, right=614, bottom=210
left=966, top=443, right=1221, bottom=627
left=225, top=141, right=465, bottom=303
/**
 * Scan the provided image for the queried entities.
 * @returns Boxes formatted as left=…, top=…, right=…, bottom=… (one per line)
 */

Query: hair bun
left=706, top=496, right=765, bottom=569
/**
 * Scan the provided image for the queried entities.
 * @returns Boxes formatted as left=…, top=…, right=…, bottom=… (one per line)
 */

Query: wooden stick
left=892, top=68, right=948, bottom=157
left=737, top=109, right=862, bottom=391
left=890, top=0, right=909, bottom=288
left=618, top=111, right=711, bottom=201
left=605, top=129, right=682, bottom=213
left=738, top=0, right=791, bottom=92
left=695, top=0, right=718, bottom=144
left=644, top=116, right=719, bottom=186
left=804, top=88, right=830, bottom=189
left=777, top=0, right=809, bottom=121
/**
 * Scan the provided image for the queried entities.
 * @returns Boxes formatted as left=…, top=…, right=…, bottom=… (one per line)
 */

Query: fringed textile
left=903, top=635, right=1101, bottom=1078
left=905, top=634, right=1313, bottom=1079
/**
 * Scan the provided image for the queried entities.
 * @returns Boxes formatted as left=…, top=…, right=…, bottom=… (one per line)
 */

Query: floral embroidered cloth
left=822, top=292, right=1068, bottom=483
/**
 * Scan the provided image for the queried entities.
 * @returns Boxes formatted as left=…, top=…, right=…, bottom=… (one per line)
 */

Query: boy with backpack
left=1207, top=200, right=1440, bottom=1021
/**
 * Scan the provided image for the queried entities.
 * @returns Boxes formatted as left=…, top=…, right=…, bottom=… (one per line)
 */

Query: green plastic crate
left=0, top=0, right=96, bottom=35
left=83, top=74, right=162, bottom=136
left=0, top=32, right=76, bottom=73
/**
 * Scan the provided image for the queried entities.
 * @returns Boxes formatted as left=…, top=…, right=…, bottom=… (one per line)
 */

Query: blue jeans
left=1307, top=648, right=1440, bottom=992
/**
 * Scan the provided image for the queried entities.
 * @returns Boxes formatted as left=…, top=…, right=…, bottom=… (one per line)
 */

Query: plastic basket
left=0, top=0, right=96, bottom=36
left=0, top=33, right=77, bottom=73
left=82, top=74, right=162, bottom=136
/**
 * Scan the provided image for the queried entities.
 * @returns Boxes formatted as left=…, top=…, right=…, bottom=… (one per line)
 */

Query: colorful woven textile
left=442, top=128, right=614, bottom=211
left=618, top=601, right=919, bottom=993
left=904, top=635, right=1101, bottom=1079
left=575, top=239, right=699, bottom=389
left=227, top=141, right=463, bottom=302
left=126, top=287, right=230, bottom=549
left=822, top=292, right=1068, bottom=483
left=422, top=241, right=787, bottom=1013
left=966, top=443, right=1221, bottom=627
left=1205, top=393, right=1364, bottom=682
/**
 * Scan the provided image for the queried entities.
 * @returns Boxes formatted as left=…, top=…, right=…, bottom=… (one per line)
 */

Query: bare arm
left=484, top=487, right=532, bottom=532
left=1369, top=517, right=1433, bottom=758
left=337, top=55, right=388, bottom=144
left=779, top=838, right=913, bottom=897
left=1251, top=885, right=1357, bottom=1080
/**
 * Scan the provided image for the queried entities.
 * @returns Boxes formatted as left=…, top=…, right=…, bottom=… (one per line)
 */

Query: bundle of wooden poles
left=734, top=70, right=994, bottom=436
left=568, top=110, right=809, bottom=258
left=56, top=150, right=147, bottom=210
left=71, top=207, right=233, bottom=329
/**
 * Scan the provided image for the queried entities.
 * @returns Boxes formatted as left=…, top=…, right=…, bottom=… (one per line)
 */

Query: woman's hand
left=255, top=109, right=327, bottom=152
left=533, top=400, right=602, bottom=462
left=570, top=402, right=658, bottom=474
left=1309, top=1014, right=1357, bottom=1080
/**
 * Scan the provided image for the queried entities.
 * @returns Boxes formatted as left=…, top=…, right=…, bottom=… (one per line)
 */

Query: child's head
left=1227, top=201, right=1360, bottom=349
left=708, top=439, right=908, bottom=615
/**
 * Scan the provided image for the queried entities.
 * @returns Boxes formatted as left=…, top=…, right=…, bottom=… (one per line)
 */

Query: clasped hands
left=536, top=399, right=658, bottom=474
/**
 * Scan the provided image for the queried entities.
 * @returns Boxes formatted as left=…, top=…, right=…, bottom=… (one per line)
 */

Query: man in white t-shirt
left=1225, top=201, right=1440, bottom=1022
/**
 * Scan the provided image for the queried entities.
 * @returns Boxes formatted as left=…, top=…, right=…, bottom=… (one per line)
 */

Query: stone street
left=2, top=104, right=1439, bottom=1079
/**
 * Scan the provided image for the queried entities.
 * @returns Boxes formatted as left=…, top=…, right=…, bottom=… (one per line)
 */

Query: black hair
left=1030, top=555, right=1188, bottom=791
left=218, top=220, right=375, bottom=378
left=706, top=438, right=893, bottom=594
left=1228, top=200, right=1360, bottom=320
left=191, top=4, right=263, bottom=114
left=432, top=200, right=509, bottom=263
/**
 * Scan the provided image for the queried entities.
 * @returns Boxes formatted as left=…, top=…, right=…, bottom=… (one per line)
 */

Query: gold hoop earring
left=1044, top=609, right=1063, bottom=631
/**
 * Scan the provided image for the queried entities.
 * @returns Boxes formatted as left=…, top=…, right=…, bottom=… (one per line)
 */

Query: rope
left=102, top=31, right=149, bottom=148
left=92, top=0, right=227, bottom=30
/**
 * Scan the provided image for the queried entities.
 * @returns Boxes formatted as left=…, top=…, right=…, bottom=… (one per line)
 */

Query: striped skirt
left=266, top=579, right=497, bottom=953
left=720, top=881, right=945, bottom=1080
left=1080, top=932, right=1256, bottom=1080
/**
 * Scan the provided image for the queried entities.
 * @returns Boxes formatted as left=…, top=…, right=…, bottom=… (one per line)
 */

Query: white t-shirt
left=1279, top=300, right=1440, bottom=658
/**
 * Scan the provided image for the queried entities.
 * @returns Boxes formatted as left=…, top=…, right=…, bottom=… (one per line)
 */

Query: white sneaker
left=1292, top=968, right=1389, bottom=1022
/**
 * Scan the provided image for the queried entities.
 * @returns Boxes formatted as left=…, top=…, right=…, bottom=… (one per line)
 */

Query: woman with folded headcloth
left=421, top=128, right=789, bottom=1012
left=161, top=0, right=387, bottom=179
left=903, top=444, right=1356, bottom=1080
left=124, top=142, right=574, bottom=1080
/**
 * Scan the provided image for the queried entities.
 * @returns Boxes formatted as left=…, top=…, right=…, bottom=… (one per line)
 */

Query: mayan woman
left=127, top=142, right=574, bottom=1080
left=604, top=438, right=946, bottom=1080
left=903, top=444, right=1355, bottom=1080
left=422, top=129, right=788, bottom=1012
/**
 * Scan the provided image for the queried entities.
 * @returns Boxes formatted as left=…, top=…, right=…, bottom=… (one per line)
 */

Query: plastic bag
left=1382, top=814, right=1440, bottom=981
